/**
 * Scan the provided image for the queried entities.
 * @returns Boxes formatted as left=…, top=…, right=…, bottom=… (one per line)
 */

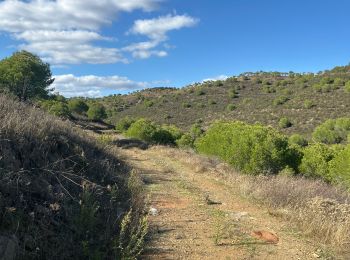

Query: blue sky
left=0, top=0, right=350, bottom=97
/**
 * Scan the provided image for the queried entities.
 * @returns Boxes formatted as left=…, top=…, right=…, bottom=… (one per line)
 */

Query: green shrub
left=226, top=104, right=236, bottom=111
left=196, top=88, right=206, bottom=96
left=190, top=123, right=204, bottom=139
left=320, top=77, right=334, bottom=85
left=126, top=119, right=180, bottom=145
left=87, top=103, right=107, bottom=121
left=126, top=119, right=157, bottom=143
left=161, top=124, right=183, bottom=141
left=334, top=78, right=345, bottom=86
left=195, top=121, right=300, bottom=175
left=281, top=88, right=293, bottom=95
left=289, top=134, right=308, bottom=147
left=299, top=143, right=338, bottom=180
left=329, top=144, right=350, bottom=188
left=152, top=128, right=177, bottom=145
left=312, top=118, right=350, bottom=144
left=208, top=99, right=217, bottom=105
left=176, top=133, right=195, bottom=148
left=345, top=81, right=350, bottom=93
left=228, top=88, right=239, bottom=98
left=48, top=102, right=71, bottom=118
left=116, top=116, right=136, bottom=132
left=143, top=100, right=154, bottom=108
left=262, top=85, right=276, bottom=93
left=279, top=117, right=292, bottom=128
left=273, top=96, right=289, bottom=106
left=68, top=99, right=89, bottom=114
left=304, top=100, right=315, bottom=109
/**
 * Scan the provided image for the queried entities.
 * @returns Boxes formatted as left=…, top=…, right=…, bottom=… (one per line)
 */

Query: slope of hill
left=100, top=66, right=350, bottom=137
left=0, top=95, right=146, bottom=259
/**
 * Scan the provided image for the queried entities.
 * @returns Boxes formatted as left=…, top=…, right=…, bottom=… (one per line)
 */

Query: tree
left=0, top=51, right=54, bottom=100
left=87, top=103, right=107, bottom=121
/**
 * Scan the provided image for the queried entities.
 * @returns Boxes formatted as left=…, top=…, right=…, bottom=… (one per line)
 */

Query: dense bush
left=125, top=119, right=182, bottom=145
left=228, top=88, right=239, bottom=98
left=312, top=118, right=350, bottom=144
left=289, top=134, right=308, bottom=147
left=273, top=96, right=289, bottom=106
left=195, top=121, right=300, bottom=175
left=115, top=116, right=136, bottom=132
left=329, top=144, right=350, bottom=188
left=345, top=81, right=350, bottom=93
left=68, top=99, right=89, bottom=114
left=176, top=133, right=195, bottom=148
left=125, top=119, right=157, bottom=143
left=299, top=143, right=339, bottom=180
left=87, top=103, right=107, bottom=121
left=38, top=99, right=71, bottom=118
left=304, top=99, right=315, bottom=109
left=143, top=100, right=154, bottom=108
left=48, top=102, right=71, bottom=118
left=279, top=117, right=292, bottom=128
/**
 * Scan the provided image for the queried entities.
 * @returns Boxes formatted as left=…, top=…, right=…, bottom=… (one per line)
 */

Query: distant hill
left=99, top=65, right=350, bottom=137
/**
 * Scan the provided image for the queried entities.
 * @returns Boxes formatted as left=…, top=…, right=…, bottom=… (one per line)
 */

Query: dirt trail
left=114, top=144, right=331, bottom=260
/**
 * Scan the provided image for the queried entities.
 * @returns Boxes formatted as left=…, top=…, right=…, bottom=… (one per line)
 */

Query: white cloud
left=0, top=0, right=159, bottom=64
left=0, top=0, right=159, bottom=32
left=52, top=74, right=149, bottom=97
left=125, top=14, right=198, bottom=58
left=0, top=1, right=198, bottom=64
left=130, top=14, right=199, bottom=41
left=202, top=75, right=229, bottom=82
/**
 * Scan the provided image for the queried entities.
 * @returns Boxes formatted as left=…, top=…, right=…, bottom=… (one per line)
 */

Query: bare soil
left=116, top=145, right=335, bottom=260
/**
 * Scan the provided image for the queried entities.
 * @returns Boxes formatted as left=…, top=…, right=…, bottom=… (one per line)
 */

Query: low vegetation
left=0, top=95, right=147, bottom=259
left=195, top=121, right=300, bottom=175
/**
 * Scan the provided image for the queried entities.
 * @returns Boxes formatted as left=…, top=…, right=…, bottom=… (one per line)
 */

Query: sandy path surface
left=117, top=146, right=325, bottom=260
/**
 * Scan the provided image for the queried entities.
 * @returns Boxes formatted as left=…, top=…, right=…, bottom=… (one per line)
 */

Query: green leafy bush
left=48, top=102, right=71, bottom=118
left=262, top=85, right=276, bottom=93
left=195, top=121, right=300, bottom=175
left=143, top=100, right=154, bottom=108
left=299, top=143, right=339, bottom=180
left=329, top=144, right=350, bottom=188
left=289, top=134, right=308, bottom=147
left=228, top=88, right=239, bottom=98
left=161, top=124, right=183, bottom=141
left=196, top=88, right=206, bottom=96
left=345, top=81, right=350, bottom=93
left=279, top=117, right=292, bottom=128
left=312, top=118, right=350, bottom=144
left=126, top=119, right=181, bottom=145
left=176, top=133, right=195, bottom=148
left=273, top=96, right=289, bottom=106
left=87, top=103, right=107, bottom=121
left=125, top=119, right=157, bottom=143
left=68, top=99, right=89, bottom=114
left=116, top=116, right=136, bottom=132
left=304, top=100, right=315, bottom=109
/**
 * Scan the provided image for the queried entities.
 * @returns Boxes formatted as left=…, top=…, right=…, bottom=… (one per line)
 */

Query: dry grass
left=0, top=95, right=147, bottom=259
left=156, top=146, right=350, bottom=251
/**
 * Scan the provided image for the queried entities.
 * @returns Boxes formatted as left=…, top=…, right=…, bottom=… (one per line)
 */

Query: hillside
left=0, top=95, right=146, bottom=259
left=100, top=65, right=350, bottom=137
